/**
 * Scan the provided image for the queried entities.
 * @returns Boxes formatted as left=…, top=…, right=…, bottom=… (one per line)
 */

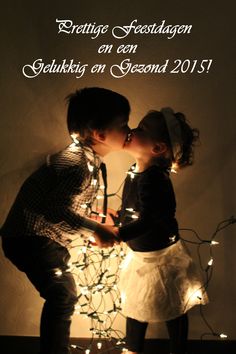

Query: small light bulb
left=126, top=171, right=135, bottom=179
left=55, top=269, right=62, bottom=276
left=69, top=142, right=78, bottom=151
left=71, top=133, right=79, bottom=144
left=81, top=286, right=88, bottom=295
left=65, top=267, right=72, bottom=273
left=220, top=333, right=227, bottom=338
left=171, top=162, right=178, bottom=173
left=211, top=240, right=219, bottom=245
left=66, top=262, right=73, bottom=272
left=98, top=213, right=106, bottom=218
left=131, top=214, right=139, bottom=219
left=87, top=162, right=94, bottom=172
left=169, top=235, right=176, bottom=243
left=126, top=207, right=134, bottom=212
left=85, top=349, right=90, bottom=354
left=97, top=342, right=102, bottom=349
left=208, top=258, right=213, bottom=266
left=91, top=179, right=97, bottom=186
left=89, top=235, right=96, bottom=243
left=195, top=290, right=202, bottom=300
left=130, top=172, right=135, bottom=179
left=96, top=284, right=103, bottom=290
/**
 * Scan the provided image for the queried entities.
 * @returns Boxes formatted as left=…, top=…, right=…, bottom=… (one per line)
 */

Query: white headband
left=161, top=107, right=183, bottom=161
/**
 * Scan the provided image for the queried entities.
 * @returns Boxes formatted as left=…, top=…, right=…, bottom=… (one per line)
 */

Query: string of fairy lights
left=179, top=216, right=236, bottom=340
left=67, top=241, right=128, bottom=353
left=55, top=138, right=235, bottom=353
left=65, top=138, right=129, bottom=353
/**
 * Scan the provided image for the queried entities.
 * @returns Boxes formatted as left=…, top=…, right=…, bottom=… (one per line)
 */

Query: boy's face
left=102, top=115, right=130, bottom=151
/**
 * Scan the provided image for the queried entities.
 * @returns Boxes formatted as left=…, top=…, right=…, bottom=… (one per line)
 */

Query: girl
left=116, top=108, right=209, bottom=354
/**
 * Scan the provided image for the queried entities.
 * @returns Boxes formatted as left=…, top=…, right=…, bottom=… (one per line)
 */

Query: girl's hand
left=107, top=208, right=120, bottom=226
left=93, top=224, right=118, bottom=248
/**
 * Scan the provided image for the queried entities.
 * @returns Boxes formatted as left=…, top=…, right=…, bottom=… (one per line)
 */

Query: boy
left=1, top=87, right=130, bottom=354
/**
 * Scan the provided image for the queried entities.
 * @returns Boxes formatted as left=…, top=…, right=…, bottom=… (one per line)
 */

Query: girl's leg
left=125, top=317, right=148, bottom=353
left=165, top=313, right=188, bottom=354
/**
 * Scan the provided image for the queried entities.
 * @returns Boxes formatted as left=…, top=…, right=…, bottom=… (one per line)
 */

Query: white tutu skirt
left=119, top=240, right=209, bottom=322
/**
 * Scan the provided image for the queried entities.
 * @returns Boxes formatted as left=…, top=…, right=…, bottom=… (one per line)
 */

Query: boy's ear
left=152, top=142, right=167, bottom=156
left=91, top=130, right=106, bottom=142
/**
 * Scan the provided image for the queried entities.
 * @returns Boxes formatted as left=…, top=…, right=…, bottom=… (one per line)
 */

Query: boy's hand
left=94, top=224, right=120, bottom=248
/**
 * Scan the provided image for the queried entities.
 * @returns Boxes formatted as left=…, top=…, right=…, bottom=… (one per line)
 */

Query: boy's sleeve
left=118, top=169, right=174, bottom=242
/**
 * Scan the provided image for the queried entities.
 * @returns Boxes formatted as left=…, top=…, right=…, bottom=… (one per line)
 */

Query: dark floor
left=0, top=336, right=235, bottom=354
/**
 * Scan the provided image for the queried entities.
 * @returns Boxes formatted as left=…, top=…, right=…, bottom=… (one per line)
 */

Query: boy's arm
left=46, top=165, right=117, bottom=246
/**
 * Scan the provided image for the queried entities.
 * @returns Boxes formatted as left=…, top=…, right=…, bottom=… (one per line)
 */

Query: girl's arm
left=118, top=167, right=176, bottom=242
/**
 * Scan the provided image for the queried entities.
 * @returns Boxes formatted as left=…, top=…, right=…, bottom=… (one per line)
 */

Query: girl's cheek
left=134, top=136, right=145, bottom=147
left=132, top=138, right=141, bottom=148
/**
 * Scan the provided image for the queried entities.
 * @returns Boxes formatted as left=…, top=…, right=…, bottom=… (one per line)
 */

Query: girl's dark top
left=118, top=164, right=179, bottom=252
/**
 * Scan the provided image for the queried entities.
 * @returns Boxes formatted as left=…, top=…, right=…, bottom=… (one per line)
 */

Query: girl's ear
left=91, top=130, right=106, bottom=142
left=152, top=142, right=167, bottom=156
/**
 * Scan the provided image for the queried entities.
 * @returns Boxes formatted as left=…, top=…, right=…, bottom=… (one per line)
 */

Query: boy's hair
left=142, top=110, right=200, bottom=168
left=66, top=87, right=130, bottom=145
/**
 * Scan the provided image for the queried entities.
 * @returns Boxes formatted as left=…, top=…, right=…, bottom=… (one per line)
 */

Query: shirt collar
left=70, top=135, right=103, bottom=168
left=82, top=144, right=102, bottom=168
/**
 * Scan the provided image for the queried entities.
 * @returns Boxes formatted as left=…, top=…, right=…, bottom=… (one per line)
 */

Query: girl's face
left=124, top=120, right=156, bottom=158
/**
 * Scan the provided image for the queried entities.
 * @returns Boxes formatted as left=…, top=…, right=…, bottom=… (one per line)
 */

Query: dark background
left=0, top=0, right=235, bottom=340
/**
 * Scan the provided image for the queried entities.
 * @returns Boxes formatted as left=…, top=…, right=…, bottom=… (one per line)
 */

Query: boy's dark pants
left=2, top=236, right=78, bottom=354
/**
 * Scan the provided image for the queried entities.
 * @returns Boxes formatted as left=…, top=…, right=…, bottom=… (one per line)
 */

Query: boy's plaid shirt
left=1, top=143, right=103, bottom=248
